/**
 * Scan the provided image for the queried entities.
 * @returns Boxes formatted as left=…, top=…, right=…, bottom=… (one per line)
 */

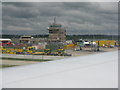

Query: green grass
left=0, top=64, right=17, bottom=68
left=1, top=57, right=52, bottom=62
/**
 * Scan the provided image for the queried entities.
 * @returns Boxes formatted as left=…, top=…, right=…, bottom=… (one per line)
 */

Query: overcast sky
left=2, top=2, right=118, bottom=35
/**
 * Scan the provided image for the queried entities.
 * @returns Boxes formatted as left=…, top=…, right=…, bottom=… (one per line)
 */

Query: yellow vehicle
left=44, top=49, right=51, bottom=55
left=95, top=40, right=116, bottom=47
left=1, top=46, right=45, bottom=55
left=43, top=48, right=65, bottom=56
left=1, top=46, right=33, bottom=54
left=57, top=49, right=65, bottom=56
left=32, top=52, right=44, bottom=55
left=1, top=47, right=23, bottom=54
left=26, top=47, right=35, bottom=54
left=64, top=43, right=76, bottom=49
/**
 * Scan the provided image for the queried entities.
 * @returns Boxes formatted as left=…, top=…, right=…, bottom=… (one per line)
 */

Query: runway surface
left=0, top=51, right=118, bottom=88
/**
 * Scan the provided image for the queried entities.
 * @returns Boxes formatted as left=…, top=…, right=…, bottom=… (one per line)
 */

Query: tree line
left=2, top=34, right=119, bottom=41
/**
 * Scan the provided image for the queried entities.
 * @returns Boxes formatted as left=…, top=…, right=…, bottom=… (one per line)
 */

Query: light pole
left=97, top=40, right=100, bottom=51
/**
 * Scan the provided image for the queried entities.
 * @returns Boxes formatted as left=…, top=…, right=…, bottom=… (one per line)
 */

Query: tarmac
left=1, top=47, right=118, bottom=66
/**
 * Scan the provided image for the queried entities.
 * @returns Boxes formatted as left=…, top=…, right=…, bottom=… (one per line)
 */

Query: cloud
left=2, top=2, right=118, bottom=35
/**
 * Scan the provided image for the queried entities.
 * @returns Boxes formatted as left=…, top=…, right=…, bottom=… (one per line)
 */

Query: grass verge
left=1, top=57, right=52, bottom=62
left=0, top=64, right=18, bottom=68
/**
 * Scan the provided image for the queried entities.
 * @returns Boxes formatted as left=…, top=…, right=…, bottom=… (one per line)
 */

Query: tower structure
left=47, top=17, right=66, bottom=42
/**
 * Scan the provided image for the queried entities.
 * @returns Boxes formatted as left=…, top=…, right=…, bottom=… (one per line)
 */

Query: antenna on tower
left=54, top=16, right=56, bottom=24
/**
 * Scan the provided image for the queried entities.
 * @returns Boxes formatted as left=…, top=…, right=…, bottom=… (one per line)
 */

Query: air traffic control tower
left=47, top=17, right=66, bottom=42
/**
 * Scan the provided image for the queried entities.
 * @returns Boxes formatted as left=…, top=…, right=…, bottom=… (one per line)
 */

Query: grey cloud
left=2, top=2, right=118, bottom=35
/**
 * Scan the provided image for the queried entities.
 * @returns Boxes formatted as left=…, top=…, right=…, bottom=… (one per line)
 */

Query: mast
left=54, top=17, right=56, bottom=24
